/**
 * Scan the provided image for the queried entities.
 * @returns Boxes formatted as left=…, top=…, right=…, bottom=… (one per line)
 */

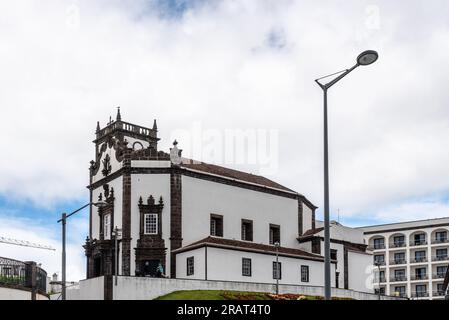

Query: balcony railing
left=391, top=259, right=407, bottom=265
left=431, top=238, right=449, bottom=244
left=390, top=275, right=407, bottom=282
left=410, top=240, right=427, bottom=246
left=410, top=274, right=428, bottom=281
left=373, top=277, right=387, bottom=284
left=432, top=291, right=446, bottom=297
left=369, top=244, right=386, bottom=250
left=432, top=273, right=447, bottom=279
left=390, top=242, right=406, bottom=248
left=374, top=260, right=386, bottom=266
left=0, top=257, right=46, bottom=294
left=411, top=257, right=427, bottom=263
left=411, top=291, right=429, bottom=298
left=432, top=255, right=449, bottom=262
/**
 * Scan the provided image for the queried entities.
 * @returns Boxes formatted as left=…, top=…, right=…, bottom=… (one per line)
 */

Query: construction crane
left=0, top=236, right=56, bottom=251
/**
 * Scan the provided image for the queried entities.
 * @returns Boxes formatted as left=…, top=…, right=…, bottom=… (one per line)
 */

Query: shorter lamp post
left=112, top=226, right=122, bottom=286
left=58, top=201, right=107, bottom=300
left=274, top=241, right=280, bottom=295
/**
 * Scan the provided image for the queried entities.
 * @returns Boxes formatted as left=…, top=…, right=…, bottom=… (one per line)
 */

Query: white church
left=84, top=110, right=374, bottom=293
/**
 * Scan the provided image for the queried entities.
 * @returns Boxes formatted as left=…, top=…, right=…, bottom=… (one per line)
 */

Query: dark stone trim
left=204, top=246, right=208, bottom=281
left=298, top=200, right=303, bottom=236
left=104, top=275, right=113, bottom=300
left=297, top=236, right=368, bottom=253
left=170, top=170, right=183, bottom=278
left=88, top=168, right=124, bottom=190
left=121, top=148, right=132, bottom=276
left=363, top=222, right=449, bottom=235
left=344, top=246, right=349, bottom=290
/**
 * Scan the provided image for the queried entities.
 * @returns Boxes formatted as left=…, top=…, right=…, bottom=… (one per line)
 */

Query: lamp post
left=57, top=201, right=107, bottom=300
left=315, top=50, right=378, bottom=300
left=274, top=241, right=280, bottom=295
left=112, top=226, right=122, bottom=286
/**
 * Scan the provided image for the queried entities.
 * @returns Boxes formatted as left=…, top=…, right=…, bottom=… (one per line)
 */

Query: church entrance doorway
left=142, top=259, right=159, bottom=277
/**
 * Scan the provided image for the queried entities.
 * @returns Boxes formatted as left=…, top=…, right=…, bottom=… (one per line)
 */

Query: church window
left=210, top=214, right=223, bottom=237
left=269, top=224, right=280, bottom=245
left=242, top=258, right=252, bottom=276
left=187, top=257, right=194, bottom=276
left=104, top=214, right=111, bottom=240
left=241, top=220, right=253, bottom=241
left=144, top=213, right=158, bottom=235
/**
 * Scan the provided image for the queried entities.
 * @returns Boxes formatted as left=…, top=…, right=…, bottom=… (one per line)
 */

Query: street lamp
left=315, top=50, right=378, bottom=300
left=274, top=241, right=280, bottom=295
left=57, top=201, right=107, bottom=300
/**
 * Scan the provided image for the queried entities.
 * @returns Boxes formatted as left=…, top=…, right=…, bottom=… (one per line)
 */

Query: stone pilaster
left=170, top=169, right=183, bottom=278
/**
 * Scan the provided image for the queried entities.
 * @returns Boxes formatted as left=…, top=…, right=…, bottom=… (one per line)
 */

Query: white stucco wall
left=0, top=287, right=48, bottom=300
left=348, top=250, right=374, bottom=293
left=176, top=246, right=335, bottom=287
left=181, top=176, right=300, bottom=249
left=302, top=204, right=313, bottom=232
left=91, top=143, right=122, bottom=184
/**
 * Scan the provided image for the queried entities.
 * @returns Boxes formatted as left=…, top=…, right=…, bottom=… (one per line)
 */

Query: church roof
left=180, top=161, right=295, bottom=193
left=172, top=236, right=329, bottom=262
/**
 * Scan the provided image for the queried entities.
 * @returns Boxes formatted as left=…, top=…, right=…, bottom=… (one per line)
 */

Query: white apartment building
left=358, top=217, right=449, bottom=300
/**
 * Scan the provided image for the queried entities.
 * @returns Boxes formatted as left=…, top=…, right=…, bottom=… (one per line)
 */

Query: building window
left=373, top=238, right=384, bottom=249
left=242, top=258, right=252, bottom=277
left=415, top=284, right=427, bottom=297
left=436, top=248, right=448, bottom=260
left=437, top=266, right=447, bottom=278
left=394, top=269, right=406, bottom=281
left=413, top=233, right=426, bottom=245
left=437, top=283, right=444, bottom=295
left=374, top=254, right=385, bottom=265
left=144, top=213, right=158, bottom=235
left=241, top=220, right=253, bottom=241
left=186, top=257, right=194, bottom=276
left=394, top=252, right=405, bottom=264
left=272, top=261, right=281, bottom=280
left=435, top=231, right=447, bottom=243
left=415, top=267, right=426, bottom=280
left=378, top=270, right=385, bottom=282
left=103, top=213, right=111, bottom=240
left=311, top=238, right=321, bottom=254
left=330, top=249, right=337, bottom=261
left=375, top=287, right=385, bottom=295
left=393, top=235, right=405, bottom=247
left=394, top=286, right=406, bottom=297
left=301, top=265, right=309, bottom=282
left=210, top=214, right=223, bottom=237
left=414, top=250, right=426, bottom=262
left=269, top=224, right=280, bottom=245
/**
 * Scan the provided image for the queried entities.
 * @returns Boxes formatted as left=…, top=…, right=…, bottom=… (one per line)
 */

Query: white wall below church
left=348, top=250, right=374, bottom=293
left=176, top=246, right=335, bottom=287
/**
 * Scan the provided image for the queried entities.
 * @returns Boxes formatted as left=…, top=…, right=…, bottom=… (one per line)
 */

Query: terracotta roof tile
left=174, top=236, right=326, bottom=261
left=181, top=161, right=295, bottom=193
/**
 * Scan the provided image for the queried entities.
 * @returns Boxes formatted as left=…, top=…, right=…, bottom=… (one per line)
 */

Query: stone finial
left=139, top=196, right=143, bottom=205
left=153, top=119, right=158, bottom=131
left=96, top=121, right=100, bottom=133
left=159, top=196, right=164, bottom=205
left=116, top=106, right=121, bottom=121
left=147, top=195, right=155, bottom=205
left=170, top=140, right=182, bottom=165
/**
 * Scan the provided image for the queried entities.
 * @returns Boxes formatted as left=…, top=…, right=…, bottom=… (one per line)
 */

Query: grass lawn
left=155, top=290, right=348, bottom=300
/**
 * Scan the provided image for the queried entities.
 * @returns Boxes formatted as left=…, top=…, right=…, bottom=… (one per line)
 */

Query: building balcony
left=431, top=238, right=449, bottom=245
left=390, top=242, right=406, bottom=248
left=410, top=274, right=428, bottom=281
left=391, top=259, right=407, bottom=265
left=432, top=291, right=446, bottom=297
left=432, top=273, right=446, bottom=279
left=369, top=244, right=386, bottom=250
left=410, top=240, right=427, bottom=247
left=410, top=257, right=428, bottom=264
left=431, top=255, right=449, bottom=262
left=373, top=260, right=386, bottom=266
left=411, top=292, right=429, bottom=298
left=373, top=277, right=387, bottom=284
left=390, top=275, right=407, bottom=282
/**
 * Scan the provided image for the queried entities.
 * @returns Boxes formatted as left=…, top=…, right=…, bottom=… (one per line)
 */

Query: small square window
left=210, top=214, right=223, bottom=237
left=242, top=258, right=252, bottom=277
left=186, top=257, right=194, bottom=276
left=301, top=265, right=309, bottom=282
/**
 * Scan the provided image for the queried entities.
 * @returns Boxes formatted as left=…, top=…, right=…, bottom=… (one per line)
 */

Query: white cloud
left=0, top=1, right=448, bottom=229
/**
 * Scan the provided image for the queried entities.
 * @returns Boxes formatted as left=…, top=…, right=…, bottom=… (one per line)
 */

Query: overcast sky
left=1, top=0, right=449, bottom=281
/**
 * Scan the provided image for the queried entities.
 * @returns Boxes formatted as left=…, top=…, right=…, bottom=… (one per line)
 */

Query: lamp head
left=357, top=50, right=379, bottom=66
left=93, top=201, right=108, bottom=208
